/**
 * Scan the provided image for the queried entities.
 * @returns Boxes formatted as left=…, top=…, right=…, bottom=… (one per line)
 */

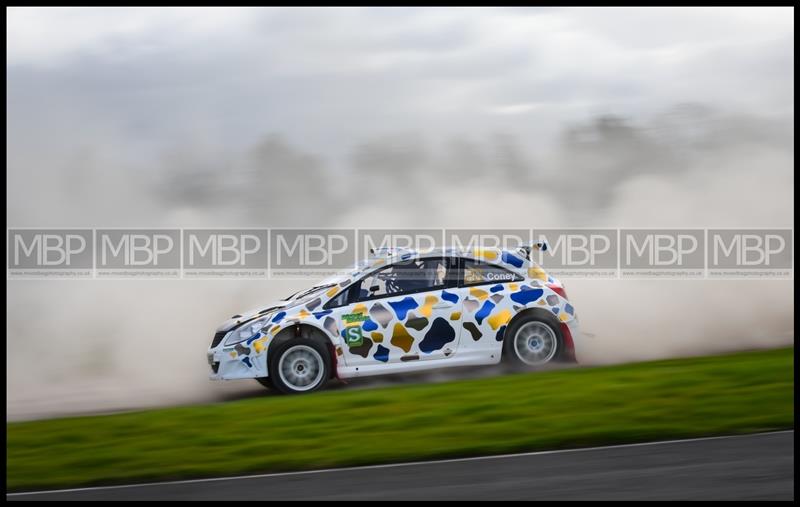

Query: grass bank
left=7, top=347, right=794, bottom=491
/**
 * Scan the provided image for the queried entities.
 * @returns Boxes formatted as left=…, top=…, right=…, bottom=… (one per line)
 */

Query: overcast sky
left=6, top=7, right=794, bottom=226
left=8, top=7, right=793, bottom=154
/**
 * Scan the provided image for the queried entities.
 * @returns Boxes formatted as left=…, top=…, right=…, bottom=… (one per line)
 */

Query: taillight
left=547, top=283, right=568, bottom=300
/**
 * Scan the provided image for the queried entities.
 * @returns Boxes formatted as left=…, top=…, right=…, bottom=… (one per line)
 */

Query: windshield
left=285, top=284, right=335, bottom=303
left=283, top=257, right=384, bottom=302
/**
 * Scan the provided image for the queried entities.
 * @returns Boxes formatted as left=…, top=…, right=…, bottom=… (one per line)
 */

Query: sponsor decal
left=345, top=326, right=364, bottom=347
left=342, top=313, right=368, bottom=324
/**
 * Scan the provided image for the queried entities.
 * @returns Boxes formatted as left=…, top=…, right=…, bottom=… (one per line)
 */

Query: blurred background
left=6, top=7, right=793, bottom=420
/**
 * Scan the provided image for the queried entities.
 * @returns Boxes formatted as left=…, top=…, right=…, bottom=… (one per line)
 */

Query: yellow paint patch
left=229, top=351, right=237, bottom=358
left=538, top=300, right=547, bottom=306
left=390, top=323, right=414, bottom=353
left=297, top=309, right=311, bottom=319
left=469, top=288, right=489, bottom=300
left=352, top=303, right=368, bottom=315
left=559, top=313, right=569, bottom=322
left=487, top=309, right=513, bottom=330
left=473, top=248, right=499, bottom=260
left=450, top=311, right=462, bottom=320
left=336, top=346, right=343, bottom=356
left=528, top=266, right=548, bottom=281
left=253, top=338, right=267, bottom=354
left=326, top=286, right=339, bottom=297
left=509, top=283, right=519, bottom=291
left=269, top=325, right=281, bottom=335
left=419, top=295, right=439, bottom=318
left=371, top=332, right=384, bottom=343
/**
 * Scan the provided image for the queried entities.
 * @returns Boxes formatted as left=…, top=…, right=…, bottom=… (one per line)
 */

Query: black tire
left=267, top=337, right=331, bottom=394
left=502, top=311, right=564, bottom=369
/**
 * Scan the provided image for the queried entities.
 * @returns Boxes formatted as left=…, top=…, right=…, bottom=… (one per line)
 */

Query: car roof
left=367, top=245, right=529, bottom=262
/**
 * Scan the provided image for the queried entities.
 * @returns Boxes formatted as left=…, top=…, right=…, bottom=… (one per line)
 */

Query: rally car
left=207, top=244, right=581, bottom=394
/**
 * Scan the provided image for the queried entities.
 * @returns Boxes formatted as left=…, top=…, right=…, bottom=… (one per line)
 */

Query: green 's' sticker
left=345, top=326, right=363, bottom=346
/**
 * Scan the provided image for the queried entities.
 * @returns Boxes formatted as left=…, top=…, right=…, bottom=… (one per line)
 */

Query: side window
left=326, top=286, right=352, bottom=308
left=461, top=258, right=523, bottom=286
left=354, top=257, right=452, bottom=301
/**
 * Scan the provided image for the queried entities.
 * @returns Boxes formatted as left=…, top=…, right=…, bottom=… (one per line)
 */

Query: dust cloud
left=6, top=106, right=794, bottom=420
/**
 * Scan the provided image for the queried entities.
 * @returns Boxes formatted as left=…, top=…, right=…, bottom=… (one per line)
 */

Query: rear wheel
left=267, top=338, right=331, bottom=394
left=503, top=313, right=563, bottom=368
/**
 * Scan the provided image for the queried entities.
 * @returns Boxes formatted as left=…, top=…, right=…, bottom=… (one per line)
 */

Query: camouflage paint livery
left=207, top=246, right=582, bottom=381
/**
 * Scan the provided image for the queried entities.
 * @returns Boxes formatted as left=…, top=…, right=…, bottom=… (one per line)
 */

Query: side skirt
left=336, top=350, right=501, bottom=379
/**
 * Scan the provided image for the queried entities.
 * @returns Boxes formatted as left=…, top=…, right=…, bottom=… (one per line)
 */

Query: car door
left=333, top=256, right=464, bottom=366
left=456, top=257, right=526, bottom=354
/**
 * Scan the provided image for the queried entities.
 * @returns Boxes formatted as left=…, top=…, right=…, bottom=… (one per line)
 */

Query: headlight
left=224, top=314, right=272, bottom=346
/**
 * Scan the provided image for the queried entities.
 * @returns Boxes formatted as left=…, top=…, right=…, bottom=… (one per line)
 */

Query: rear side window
left=460, top=258, right=523, bottom=286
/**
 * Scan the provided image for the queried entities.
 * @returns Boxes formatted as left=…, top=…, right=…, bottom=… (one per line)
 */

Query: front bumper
left=207, top=330, right=268, bottom=380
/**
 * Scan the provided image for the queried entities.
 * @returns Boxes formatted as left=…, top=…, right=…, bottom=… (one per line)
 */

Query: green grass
left=7, top=347, right=794, bottom=491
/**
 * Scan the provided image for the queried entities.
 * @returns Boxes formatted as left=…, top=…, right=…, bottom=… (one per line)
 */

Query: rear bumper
left=560, top=319, right=581, bottom=363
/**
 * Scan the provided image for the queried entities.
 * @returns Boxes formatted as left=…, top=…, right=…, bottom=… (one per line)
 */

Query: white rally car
left=208, top=245, right=581, bottom=394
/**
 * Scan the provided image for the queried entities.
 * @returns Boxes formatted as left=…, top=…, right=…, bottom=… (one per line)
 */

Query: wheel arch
left=267, top=322, right=339, bottom=379
left=502, top=307, right=567, bottom=360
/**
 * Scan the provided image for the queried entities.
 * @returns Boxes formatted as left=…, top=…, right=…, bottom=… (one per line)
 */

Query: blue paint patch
left=419, top=317, right=456, bottom=353
left=510, top=288, right=544, bottom=305
left=475, top=300, right=496, bottom=325
left=313, top=310, right=332, bottom=319
left=388, top=297, right=419, bottom=321
left=490, top=284, right=504, bottom=293
left=496, top=324, right=506, bottom=342
left=374, top=344, right=390, bottom=363
left=362, top=318, right=378, bottom=331
left=241, top=357, right=253, bottom=368
left=501, top=251, right=524, bottom=268
left=246, top=333, right=262, bottom=345
left=271, top=311, right=286, bottom=323
left=565, top=303, right=574, bottom=315
left=441, top=290, right=459, bottom=304
left=401, top=253, right=413, bottom=260
left=551, top=307, right=559, bottom=315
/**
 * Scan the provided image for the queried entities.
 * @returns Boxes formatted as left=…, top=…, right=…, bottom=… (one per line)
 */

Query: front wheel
left=267, top=338, right=331, bottom=394
left=503, top=313, right=563, bottom=368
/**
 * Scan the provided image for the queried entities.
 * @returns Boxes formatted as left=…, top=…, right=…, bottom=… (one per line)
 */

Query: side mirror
left=532, top=240, right=549, bottom=252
